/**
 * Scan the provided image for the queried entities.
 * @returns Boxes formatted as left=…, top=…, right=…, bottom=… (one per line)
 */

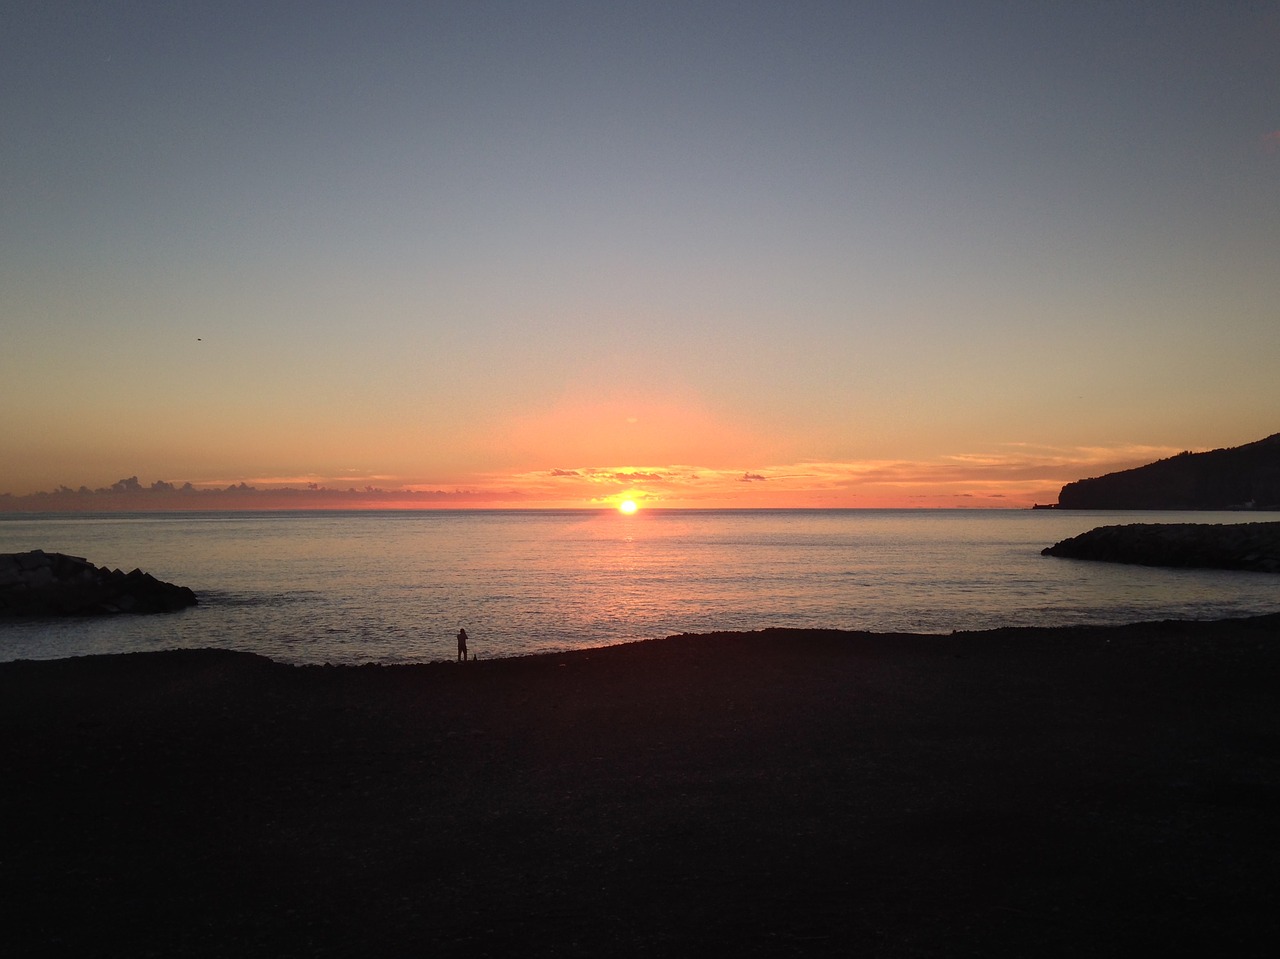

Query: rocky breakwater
left=1042, top=522, right=1280, bottom=573
left=0, top=550, right=198, bottom=616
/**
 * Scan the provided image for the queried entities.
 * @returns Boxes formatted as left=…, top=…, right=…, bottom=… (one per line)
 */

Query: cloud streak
left=492, top=442, right=1185, bottom=508
left=0, top=443, right=1191, bottom=512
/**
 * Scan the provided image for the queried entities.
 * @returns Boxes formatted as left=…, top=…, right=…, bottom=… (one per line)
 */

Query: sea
left=2, top=509, right=1278, bottom=665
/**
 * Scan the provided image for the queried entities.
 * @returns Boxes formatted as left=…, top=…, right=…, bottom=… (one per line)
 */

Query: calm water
left=2, top=509, right=1278, bottom=664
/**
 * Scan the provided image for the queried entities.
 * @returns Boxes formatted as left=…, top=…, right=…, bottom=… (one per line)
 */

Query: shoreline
left=7, top=609, right=1280, bottom=668
left=5, top=616, right=1280, bottom=955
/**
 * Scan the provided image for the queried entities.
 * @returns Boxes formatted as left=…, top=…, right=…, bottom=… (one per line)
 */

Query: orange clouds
left=489, top=442, right=1184, bottom=509
left=0, top=443, right=1188, bottom=512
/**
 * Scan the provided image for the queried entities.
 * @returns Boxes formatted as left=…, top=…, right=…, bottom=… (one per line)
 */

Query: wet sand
left=4, top=617, right=1280, bottom=957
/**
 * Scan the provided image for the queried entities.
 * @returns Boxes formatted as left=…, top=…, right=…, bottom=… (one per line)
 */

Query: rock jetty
left=1043, top=522, right=1280, bottom=573
left=0, top=550, right=198, bottom=616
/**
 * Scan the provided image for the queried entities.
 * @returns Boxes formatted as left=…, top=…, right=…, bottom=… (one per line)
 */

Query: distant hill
left=1055, top=434, right=1280, bottom=509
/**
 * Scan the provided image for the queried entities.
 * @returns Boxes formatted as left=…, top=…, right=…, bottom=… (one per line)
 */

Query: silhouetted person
left=456, top=627, right=468, bottom=662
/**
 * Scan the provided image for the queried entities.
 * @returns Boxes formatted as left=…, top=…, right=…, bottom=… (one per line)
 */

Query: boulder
left=0, top=551, right=198, bottom=616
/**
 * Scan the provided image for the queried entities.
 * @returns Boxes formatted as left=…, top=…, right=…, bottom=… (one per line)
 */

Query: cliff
left=1056, top=433, right=1280, bottom=509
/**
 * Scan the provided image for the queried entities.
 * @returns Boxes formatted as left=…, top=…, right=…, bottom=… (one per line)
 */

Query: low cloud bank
left=0, top=477, right=511, bottom=512
left=1, top=443, right=1172, bottom=512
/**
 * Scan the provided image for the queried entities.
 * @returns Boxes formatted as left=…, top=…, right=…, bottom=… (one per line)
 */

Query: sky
left=3, top=1, right=1278, bottom=509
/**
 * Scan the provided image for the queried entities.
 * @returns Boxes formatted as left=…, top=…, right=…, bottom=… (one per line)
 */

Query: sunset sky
left=3, top=2, right=1278, bottom=509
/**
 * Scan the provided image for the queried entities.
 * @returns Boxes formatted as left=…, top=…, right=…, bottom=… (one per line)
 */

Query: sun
left=618, top=499, right=639, bottom=515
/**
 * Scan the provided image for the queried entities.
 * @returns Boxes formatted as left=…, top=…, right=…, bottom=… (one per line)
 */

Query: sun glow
left=618, top=499, right=639, bottom=514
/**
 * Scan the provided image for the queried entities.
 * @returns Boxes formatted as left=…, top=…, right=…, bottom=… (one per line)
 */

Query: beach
left=4, top=617, right=1280, bottom=957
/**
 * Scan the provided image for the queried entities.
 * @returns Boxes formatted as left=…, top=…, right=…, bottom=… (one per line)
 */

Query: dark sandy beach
left=4, top=618, right=1280, bottom=957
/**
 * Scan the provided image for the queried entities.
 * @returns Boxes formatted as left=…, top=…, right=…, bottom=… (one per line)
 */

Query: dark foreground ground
left=4, top=618, right=1280, bottom=958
